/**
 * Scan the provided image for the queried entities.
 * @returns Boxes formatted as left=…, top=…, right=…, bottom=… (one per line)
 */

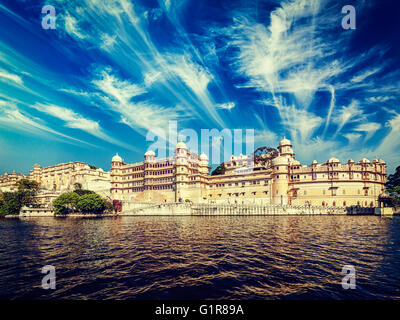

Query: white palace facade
left=111, top=138, right=387, bottom=207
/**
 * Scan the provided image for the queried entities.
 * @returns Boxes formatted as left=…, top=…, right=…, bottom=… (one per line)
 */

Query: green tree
left=0, top=192, right=23, bottom=216
left=0, top=178, right=40, bottom=216
left=72, top=182, right=94, bottom=196
left=53, top=192, right=80, bottom=215
left=73, top=189, right=95, bottom=196
left=211, top=163, right=226, bottom=176
left=386, top=166, right=400, bottom=207
left=104, top=200, right=114, bottom=214
left=76, top=194, right=106, bottom=214
left=386, top=166, right=400, bottom=190
left=251, top=146, right=279, bottom=168
left=73, top=182, right=82, bottom=191
left=17, top=179, right=40, bottom=192
left=16, top=178, right=40, bottom=206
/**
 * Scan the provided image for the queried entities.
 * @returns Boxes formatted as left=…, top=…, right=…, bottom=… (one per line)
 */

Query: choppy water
left=0, top=215, right=399, bottom=299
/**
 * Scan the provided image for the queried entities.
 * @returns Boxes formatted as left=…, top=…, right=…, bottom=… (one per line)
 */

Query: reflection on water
left=0, top=216, right=399, bottom=299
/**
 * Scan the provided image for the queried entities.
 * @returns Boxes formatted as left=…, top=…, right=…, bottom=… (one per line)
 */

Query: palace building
left=110, top=138, right=387, bottom=207
left=29, top=162, right=111, bottom=196
left=0, top=171, right=29, bottom=192
left=1, top=162, right=111, bottom=207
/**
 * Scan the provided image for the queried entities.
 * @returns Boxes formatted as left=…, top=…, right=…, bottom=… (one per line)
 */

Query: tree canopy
left=386, top=166, right=400, bottom=190
left=17, top=179, right=40, bottom=192
left=210, top=146, right=278, bottom=176
left=53, top=192, right=80, bottom=215
left=0, top=179, right=40, bottom=216
left=250, top=146, right=279, bottom=168
left=53, top=191, right=110, bottom=215
left=76, top=194, right=106, bottom=214
left=73, top=181, right=95, bottom=196
left=386, top=166, right=400, bottom=207
left=211, top=163, right=226, bottom=176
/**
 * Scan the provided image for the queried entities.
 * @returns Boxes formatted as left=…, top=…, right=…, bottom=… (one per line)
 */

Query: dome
left=112, top=153, right=123, bottom=162
left=290, top=160, right=301, bottom=166
left=328, top=157, right=340, bottom=163
left=176, top=141, right=187, bottom=149
left=145, top=150, right=155, bottom=156
left=312, top=160, right=318, bottom=165
left=199, top=153, right=208, bottom=160
left=279, top=137, right=291, bottom=146
left=378, top=158, right=385, bottom=164
left=348, top=159, right=354, bottom=163
left=360, top=158, right=370, bottom=163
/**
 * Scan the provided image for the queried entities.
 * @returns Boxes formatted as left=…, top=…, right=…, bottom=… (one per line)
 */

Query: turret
left=278, top=137, right=294, bottom=158
left=199, top=153, right=209, bottom=174
left=175, top=142, right=189, bottom=201
left=144, top=150, right=156, bottom=163
left=111, top=153, right=123, bottom=167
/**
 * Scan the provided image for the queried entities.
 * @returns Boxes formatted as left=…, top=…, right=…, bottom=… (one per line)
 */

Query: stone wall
left=120, top=203, right=361, bottom=216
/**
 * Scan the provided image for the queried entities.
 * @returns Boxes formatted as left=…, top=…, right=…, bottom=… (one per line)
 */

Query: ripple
left=0, top=216, right=400, bottom=299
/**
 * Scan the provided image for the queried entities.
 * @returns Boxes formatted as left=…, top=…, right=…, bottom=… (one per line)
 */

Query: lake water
left=0, top=216, right=399, bottom=299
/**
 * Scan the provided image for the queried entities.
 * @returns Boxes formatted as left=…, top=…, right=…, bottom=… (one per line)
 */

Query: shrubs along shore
left=0, top=180, right=114, bottom=217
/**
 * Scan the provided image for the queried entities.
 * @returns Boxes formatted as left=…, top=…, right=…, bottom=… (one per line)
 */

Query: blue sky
left=0, top=0, right=399, bottom=174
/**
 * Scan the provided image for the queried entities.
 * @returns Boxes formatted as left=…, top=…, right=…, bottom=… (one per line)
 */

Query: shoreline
left=4, top=203, right=397, bottom=218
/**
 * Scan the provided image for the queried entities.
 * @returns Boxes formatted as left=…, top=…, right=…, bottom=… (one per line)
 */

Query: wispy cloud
left=0, top=101, right=93, bottom=146
left=217, top=102, right=235, bottom=110
left=354, top=122, right=381, bottom=142
left=0, top=69, right=22, bottom=84
left=332, top=100, right=365, bottom=136
left=31, top=102, right=138, bottom=151
left=92, top=67, right=180, bottom=133
left=351, top=67, right=381, bottom=83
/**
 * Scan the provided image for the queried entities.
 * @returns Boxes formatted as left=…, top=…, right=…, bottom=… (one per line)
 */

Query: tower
left=175, top=141, right=189, bottom=202
left=111, top=153, right=123, bottom=200
left=277, top=137, right=294, bottom=158
left=199, top=153, right=209, bottom=175
left=144, top=150, right=156, bottom=201
left=271, top=138, right=293, bottom=205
